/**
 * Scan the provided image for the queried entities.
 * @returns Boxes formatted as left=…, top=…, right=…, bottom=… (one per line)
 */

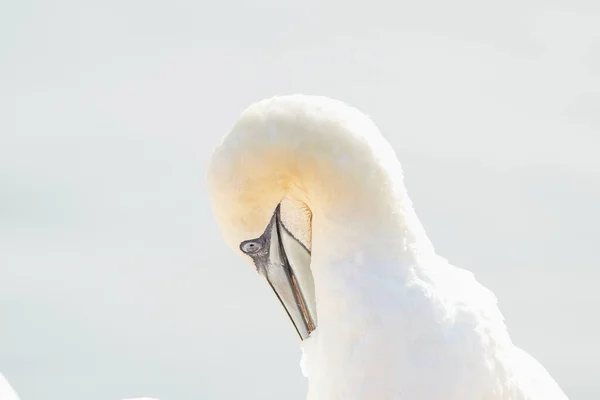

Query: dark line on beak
left=266, top=280, right=304, bottom=340
left=274, top=206, right=315, bottom=337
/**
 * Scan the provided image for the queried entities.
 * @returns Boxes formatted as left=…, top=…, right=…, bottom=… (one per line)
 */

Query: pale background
left=2, top=1, right=599, bottom=399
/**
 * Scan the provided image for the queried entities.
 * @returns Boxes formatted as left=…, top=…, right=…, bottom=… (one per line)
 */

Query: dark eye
left=241, top=240, right=262, bottom=254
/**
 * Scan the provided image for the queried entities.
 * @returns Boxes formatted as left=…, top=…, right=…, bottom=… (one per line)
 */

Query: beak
left=240, top=204, right=317, bottom=340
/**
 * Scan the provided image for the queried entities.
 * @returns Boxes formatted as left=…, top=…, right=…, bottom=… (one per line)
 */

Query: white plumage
left=0, top=372, right=161, bottom=400
left=0, top=373, right=20, bottom=400
left=207, top=95, right=568, bottom=399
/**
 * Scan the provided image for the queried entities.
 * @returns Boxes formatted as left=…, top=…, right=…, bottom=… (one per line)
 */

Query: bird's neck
left=309, top=206, right=432, bottom=323
left=300, top=205, right=439, bottom=399
left=308, top=186, right=435, bottom=276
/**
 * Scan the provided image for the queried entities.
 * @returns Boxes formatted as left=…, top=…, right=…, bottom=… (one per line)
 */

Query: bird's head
left=207, top=95, right=425, bottom=340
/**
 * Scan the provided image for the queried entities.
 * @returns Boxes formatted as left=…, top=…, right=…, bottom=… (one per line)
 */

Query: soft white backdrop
left=1, top=1, right=599, bottom=399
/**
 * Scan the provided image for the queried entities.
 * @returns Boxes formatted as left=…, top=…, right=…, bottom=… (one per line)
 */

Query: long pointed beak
left=240, top=205, right=317, bottom=340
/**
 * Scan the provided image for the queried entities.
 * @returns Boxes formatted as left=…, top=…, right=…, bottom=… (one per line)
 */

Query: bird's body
left=300, top=251, right=564, bottom=399
left=207, top=95, right=568, bottom=399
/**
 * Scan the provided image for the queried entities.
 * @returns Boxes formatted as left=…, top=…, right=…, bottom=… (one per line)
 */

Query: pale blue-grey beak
left=240, top=204, right=317, bottom=340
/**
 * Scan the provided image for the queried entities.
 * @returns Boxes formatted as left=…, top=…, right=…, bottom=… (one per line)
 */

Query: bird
left=207, top=95, right=568, bottom=400
left=0, top=372, right=161, bottom=400
left=0, top=373, right=20, bottom=400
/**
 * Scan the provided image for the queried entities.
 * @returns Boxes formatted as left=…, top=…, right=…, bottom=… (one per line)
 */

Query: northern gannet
left=207, top=95, right=568, bottom=399
left=0, top=372, right=160, bottom=400
left=0, top=373, right=20, bottom=400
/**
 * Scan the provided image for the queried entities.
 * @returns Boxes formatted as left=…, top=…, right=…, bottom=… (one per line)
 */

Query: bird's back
left=302, top=255, right=568, bottom=400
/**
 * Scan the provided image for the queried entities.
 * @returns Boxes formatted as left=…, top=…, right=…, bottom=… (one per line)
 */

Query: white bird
left=0, top=371, right=160, bottom=400
left=0, top=373, right=21, bottom=400
left=207, top=95, right=568, bottom=400
left=122, top=398, right=161, bottom=400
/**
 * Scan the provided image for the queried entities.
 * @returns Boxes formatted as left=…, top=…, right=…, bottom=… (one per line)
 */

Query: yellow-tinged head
left=206, top=94, right=431, bottom=340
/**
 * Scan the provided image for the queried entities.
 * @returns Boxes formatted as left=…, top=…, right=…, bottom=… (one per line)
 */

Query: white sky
left=1, top=1, right=599, bottom=399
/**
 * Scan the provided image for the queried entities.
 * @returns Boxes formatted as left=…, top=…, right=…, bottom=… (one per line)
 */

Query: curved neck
left=300, top=208, right=438, bottom=399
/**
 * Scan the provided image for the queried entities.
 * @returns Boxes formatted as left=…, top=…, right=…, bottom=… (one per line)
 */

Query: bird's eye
left=241, top=240, right=262, bottom=254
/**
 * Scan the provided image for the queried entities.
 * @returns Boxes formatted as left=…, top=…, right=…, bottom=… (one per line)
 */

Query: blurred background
left=1, top=1, right=599, bottom=399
